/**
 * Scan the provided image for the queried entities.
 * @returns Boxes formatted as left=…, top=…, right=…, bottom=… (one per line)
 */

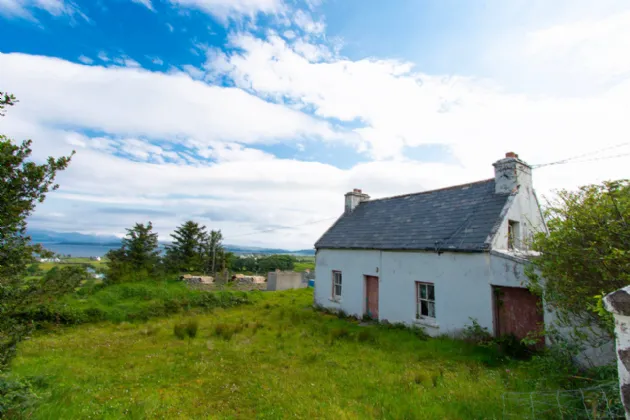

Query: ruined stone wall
left=604, top=286, right=630, bottom=419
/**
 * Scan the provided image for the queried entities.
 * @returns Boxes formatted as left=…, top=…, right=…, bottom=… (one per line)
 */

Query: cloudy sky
left=1, top=0, right=629, bottom=249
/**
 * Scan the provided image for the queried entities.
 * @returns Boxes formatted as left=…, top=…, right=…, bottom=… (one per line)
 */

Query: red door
left=365, top=276, right=379, bottom=319
left=493, top=286, right=544, bottom=345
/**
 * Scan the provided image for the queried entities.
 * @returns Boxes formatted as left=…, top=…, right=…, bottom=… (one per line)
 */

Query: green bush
left=214, top=323, right=244, bottom=341
left=173, top=324, right=187, bottom=340
left=11, top=281, right=253, bottom=329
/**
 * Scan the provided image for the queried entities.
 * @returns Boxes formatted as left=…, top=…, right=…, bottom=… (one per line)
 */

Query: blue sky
left=1, top=0, right=629, bottom=248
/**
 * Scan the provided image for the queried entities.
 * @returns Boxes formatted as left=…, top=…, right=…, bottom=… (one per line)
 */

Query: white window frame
left=332, top=271, right=342, bottom=298
left=416, top=282, right=436, bottom=319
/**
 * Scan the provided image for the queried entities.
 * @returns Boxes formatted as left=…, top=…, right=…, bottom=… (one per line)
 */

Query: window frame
left=415, top=281, right=436, bottom=319
left=332, top=270, right=342, bottom=298
left=508, top=219, right=520, bottom=250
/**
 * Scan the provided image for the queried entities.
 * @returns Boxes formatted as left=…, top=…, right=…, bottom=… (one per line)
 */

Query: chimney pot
left=505, top=152, right=517, bottom=158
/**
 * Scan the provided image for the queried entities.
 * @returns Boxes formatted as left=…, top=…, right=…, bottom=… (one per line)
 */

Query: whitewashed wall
left=314, top=248, right=533, bottom=336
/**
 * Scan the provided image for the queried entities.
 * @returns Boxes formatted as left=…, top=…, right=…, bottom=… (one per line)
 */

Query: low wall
left=267, top=271, right=306, bottom=291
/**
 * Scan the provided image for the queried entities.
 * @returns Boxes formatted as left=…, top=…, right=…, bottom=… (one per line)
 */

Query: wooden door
left=365, top=276, right=379, bottom=319
left=493, top=286, right=544, bottom=345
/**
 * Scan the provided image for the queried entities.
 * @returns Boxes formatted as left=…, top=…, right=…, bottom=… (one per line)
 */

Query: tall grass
left=11, top=280, right=257, bottom=326
left=7, top=288, right=612, bottom=419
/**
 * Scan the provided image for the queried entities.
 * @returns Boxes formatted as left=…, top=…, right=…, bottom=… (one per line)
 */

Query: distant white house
left=39, top=257, right=61, bottom=263
left=314, top=152, right=549, bottom=342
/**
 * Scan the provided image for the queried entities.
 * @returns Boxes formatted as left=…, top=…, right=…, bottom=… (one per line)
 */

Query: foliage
left=10, top=281, right=253, bottom=326
left=105, top=222, right=162, bottom=283
left=0, top=374, right=41, bottom=418
left=528, top=180, right=630, bottom=342
left=232, top=254, right=296, bottom=273
left=0, top=92, right=74, bottom=369
left=164, top=221, right=207, bottom=274
left=173, top=319, right=198, bottom=340
left=202, top=229, right=229, bottom=276
left=8, top=289, right=603, bottom=419
left=462, top=318, right=494, bottom=345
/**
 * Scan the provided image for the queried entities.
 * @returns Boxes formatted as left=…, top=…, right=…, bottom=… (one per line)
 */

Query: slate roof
left=315, top=179, right=511, bottom=252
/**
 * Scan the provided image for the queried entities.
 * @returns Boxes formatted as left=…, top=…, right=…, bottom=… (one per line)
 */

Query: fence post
left=604, top=286, right=630, bottom=420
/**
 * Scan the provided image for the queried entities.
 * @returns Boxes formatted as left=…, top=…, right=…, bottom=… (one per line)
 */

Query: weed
left=214, top=323, right=244, bottom=341
left=173, top=324, right=187, bottom=340
left=185, top=319, right=198, bottom=339
left=174, top=319, right=199, bottom=340
left=357, top=329, right=376, bottom=343
left=329, top=327, right=352, bottom=341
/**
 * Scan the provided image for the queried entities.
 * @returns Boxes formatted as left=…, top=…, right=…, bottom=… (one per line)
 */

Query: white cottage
left=314, top=152, right=547, bottom=340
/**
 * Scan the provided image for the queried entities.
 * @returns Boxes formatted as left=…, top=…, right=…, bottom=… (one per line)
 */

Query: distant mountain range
left=27, top=229, right=315, bottom=256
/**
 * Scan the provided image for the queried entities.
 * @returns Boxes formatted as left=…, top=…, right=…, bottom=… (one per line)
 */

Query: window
left=508, top=220, right=520, bottom=250
left=416, top=282, right=435, bottom=319
left=332, top=271, right=342, bottom=298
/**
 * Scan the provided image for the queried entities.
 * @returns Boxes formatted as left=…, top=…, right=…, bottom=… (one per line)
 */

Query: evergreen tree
left=1, top=91, right=74, bottom=365
left=106, top=222, right=161, bottom=282
left=164, top=221, right=207, bottom=273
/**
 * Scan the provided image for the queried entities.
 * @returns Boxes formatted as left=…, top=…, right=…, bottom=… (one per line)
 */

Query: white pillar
left=604, top=286, right=630, bottom=419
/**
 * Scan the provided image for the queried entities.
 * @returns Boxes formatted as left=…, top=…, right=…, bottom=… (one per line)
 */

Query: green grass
left=8, top=288, right=578, bottom=419
left=14, top=281, right=255, bottom=326
left=38, top=257, right=108, bottom=272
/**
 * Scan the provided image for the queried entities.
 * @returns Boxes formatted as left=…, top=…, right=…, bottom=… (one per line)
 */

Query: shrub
left=0, top=374, right=40, bottom=418
left=462, top=318, right=493, bottom=345
left=185, top=319, right=198, bottom=338
left=357, top=329, right=376, bottom=343
left=330, top=328, right=352, bottom=341
left=214, top=323, right=244, bottom=341
left=173, top=323, right=187, bottom=340
left=174, top=319, right=199, bottom=340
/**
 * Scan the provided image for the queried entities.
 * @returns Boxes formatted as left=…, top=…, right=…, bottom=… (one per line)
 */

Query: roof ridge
left=366, top=178, right=496, bottom=203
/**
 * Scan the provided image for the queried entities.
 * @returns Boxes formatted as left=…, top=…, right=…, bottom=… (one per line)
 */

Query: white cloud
left=166, top=22, right=174, bottom=32
left=0, top=0, right=87, bottom=21
left=148, top=56, right=164, bottom=65
left=204, top=26, right=630, bottom=194
left=181, top=64, right=205, bottom=80
left=168, top=0, right=284, bottom=21
left=113, top=55, right=141, bottom=68
left=525, top=10, right=630, bottom=84
left=130, top=0, right=153, bottom=11
left=293, top=9, right=324, bottom=34
left=4, top=5, right=630, bottom=249
left=97, top=51, right=109, bottom=62
left=78, top=55, right=93, bottom=64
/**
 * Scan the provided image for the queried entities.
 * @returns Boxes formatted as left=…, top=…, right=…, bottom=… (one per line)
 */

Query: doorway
left=365, top=276, right=379, bottom=319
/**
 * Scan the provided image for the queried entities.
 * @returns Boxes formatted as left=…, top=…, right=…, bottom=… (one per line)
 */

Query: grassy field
left=37, top=257, right=108, bottom=272
left=293, top=256, right=315, bottom=272
left=8, top=288, right=587, bottom=419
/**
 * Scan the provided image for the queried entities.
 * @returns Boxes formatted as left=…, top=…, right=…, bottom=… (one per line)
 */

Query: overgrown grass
left=12, top=280, right=256, bottom=326
left=8, top=289, right=612, bottom=419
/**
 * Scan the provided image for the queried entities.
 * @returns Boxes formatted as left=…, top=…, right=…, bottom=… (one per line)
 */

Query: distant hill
left=27, top=229, right=315, bottom=256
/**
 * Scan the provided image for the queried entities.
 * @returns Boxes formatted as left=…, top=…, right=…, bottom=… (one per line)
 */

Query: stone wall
left=604, top=286, right=630, bottom=419
left=267, top=271, right=306, bottom=291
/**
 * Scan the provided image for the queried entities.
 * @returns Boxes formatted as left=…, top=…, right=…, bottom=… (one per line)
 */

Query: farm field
left=8, top=288, right=592, bottom=419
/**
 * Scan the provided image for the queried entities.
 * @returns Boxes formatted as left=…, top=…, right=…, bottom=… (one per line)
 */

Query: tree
left=0, top=91, right=74, bottom=365
left=258, top=255, right=295, bottom=273
left=203, top=230, right=224, bottom=275
left=164, top=221, right=207, bottom=273
left=106, top=222, right=161, bottom=282
left=528, top=180, right=630, bottom=343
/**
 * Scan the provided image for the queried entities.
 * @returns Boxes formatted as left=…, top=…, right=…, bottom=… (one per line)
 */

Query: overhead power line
left=532, top=142, right=630, bottom=169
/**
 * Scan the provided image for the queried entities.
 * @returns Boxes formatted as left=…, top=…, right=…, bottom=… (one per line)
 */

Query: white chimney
left=493, top=152, right=533, bottom=194
left=345, top=188, right=370, bottom=214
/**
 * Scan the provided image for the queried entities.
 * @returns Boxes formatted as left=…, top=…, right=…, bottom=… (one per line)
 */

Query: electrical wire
left=532, top=142, right=630, bottom=168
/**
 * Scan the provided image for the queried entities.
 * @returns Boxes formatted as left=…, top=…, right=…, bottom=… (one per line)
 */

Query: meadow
left=7, top=288, right=609, bottom=419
